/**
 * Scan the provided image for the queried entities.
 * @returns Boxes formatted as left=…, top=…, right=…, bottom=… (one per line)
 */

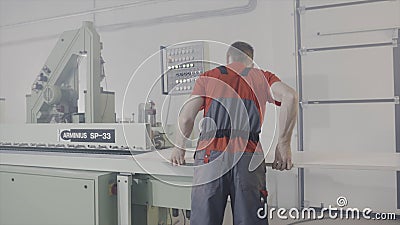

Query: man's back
left=193, top=62, right=281, bottom=155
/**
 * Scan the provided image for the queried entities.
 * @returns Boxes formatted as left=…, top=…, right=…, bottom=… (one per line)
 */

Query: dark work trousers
left=190, top=150, right=268, bottom=225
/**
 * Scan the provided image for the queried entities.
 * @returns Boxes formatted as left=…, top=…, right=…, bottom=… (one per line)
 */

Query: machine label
left=59, top=129, right=115, bottom=143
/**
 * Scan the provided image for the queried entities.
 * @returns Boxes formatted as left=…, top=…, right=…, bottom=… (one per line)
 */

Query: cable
left=100, top=56, right=109, bottom=122
left=164, top=94, right=172, bottom=126
left=100, top=0, right=257, bottom=32
left=0, top=0, right=257, bottom=47
left=0, top=0, right=177, bottom=29
left=92, top=0, right=96, bottom=25
left=100, top=76, right=109, bottom=122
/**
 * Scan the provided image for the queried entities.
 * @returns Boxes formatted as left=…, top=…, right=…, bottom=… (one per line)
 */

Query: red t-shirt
left=192, top=62, right=281, bottom=155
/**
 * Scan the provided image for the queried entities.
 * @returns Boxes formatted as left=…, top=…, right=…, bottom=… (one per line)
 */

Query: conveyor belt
left=0, top=146, right=146, bottom=155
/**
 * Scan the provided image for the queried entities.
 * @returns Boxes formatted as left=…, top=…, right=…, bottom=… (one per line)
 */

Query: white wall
left=0, top=0, right=298, bottom=123
left=0, top=0, right=299, bottom=208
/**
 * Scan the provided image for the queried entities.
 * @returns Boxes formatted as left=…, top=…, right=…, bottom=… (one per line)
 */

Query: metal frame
left=394, top=29, right=400, bottom=209
left=294, top=0, right=399, bottom=210
left=303, top=0, right=393, bottom=11
left=302, top=42, right=393, bottom=53
left=117, top=173, right=132, bottom=225
left=302, top=97, right=398, bottom=105
left=294, top=0, right=305, bottom=209
left=317, top=27, right=400, bottom=37
left=394, top=29, right=400, bottom=154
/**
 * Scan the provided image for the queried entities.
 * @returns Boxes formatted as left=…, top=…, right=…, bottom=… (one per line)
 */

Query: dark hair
left=227, top=41, right=254, bottom=62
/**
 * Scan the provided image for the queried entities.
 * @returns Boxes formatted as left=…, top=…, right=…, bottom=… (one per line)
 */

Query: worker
left=170, top=41, right=298, bottom=225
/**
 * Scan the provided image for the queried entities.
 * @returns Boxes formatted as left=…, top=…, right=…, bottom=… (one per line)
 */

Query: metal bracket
left=299, top=47, right=308, bottom=56
left=299, top=101, right=307, bottom=108
left=393, top=28, right=399, bottom=47
left=297, top=6, right=306, bottom=15
left=395, top=96, right=399, bottom=105
left=117, top=173, right=132, bottom=225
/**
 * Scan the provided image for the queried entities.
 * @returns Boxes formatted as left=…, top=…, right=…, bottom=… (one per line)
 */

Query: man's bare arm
left=170, top=95, right=204, bottom=165
left=270, top=81, right=299, bottom=170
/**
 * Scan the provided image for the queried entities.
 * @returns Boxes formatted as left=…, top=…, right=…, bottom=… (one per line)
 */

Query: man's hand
left=272, top=142, right=293, bottom=171
left=170, top=148, right=186, bottom=165
left=171, top=95, right=203, bottom=166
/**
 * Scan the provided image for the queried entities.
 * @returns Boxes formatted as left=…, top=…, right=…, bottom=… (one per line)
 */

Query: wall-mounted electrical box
left=161, top=42, right=209, bottom=95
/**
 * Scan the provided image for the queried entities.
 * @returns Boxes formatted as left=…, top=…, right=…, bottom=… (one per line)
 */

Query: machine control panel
left=161, top=42, right=208, bottom=95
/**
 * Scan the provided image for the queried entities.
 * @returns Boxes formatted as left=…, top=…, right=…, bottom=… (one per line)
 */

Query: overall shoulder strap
left=217, top=66, right=228, bottom=75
